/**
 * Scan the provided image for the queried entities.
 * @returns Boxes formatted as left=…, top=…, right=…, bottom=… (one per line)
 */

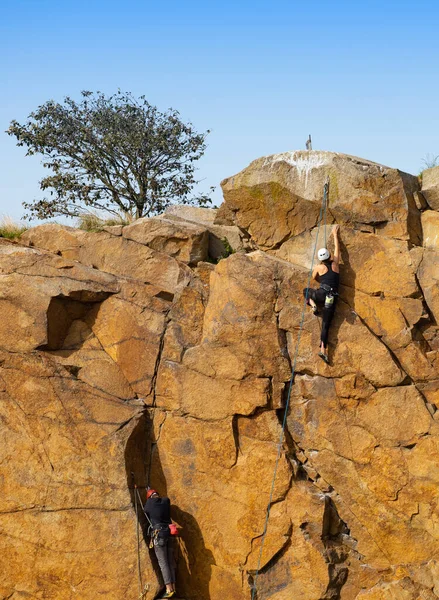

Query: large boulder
left=220, top=151, right=421, bottom=247
left=164, top=204, right=253, bottom=260
left=122, top=215, right=209, bottom=265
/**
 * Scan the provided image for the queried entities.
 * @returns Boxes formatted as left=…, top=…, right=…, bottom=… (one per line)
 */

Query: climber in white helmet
left=303, top=225, right=340, bottom=364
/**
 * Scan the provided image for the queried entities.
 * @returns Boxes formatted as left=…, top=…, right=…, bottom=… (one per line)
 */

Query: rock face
left=2, top=151, right=439, bottom=600
left=220, top=150, right=421, bottom=246
left=422, top=210, right=439, bottom=249
left=422, top=165, right=439, bottom=211
left=164, top=204, right=254, bottom=260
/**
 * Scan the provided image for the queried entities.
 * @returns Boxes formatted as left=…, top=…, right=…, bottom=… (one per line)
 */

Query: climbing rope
left=130, top=440, right=157, bottom=599
left=133, top=481, right=144, bottom=597
left=132, top=478, right=154, bottom=600
left=250, top=180, right=329, bottom=599
left=323, top=178, right=328, bottom=248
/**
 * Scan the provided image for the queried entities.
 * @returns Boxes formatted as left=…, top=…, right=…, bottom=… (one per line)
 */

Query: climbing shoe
left=318, top=351, right=330, bottom=364
left=160, top=592, right=175, bottom=599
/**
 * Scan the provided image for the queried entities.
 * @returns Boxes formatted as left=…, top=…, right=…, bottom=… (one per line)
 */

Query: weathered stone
left=417, top=248, right=439, bottom=323
left=340, top=289, right=424, bottom=349
left=393, top=342, right=439, bottom=382
left=87, top=281, right=170, bottom=398
left=20, top=223, right=88, bottom=253
left=422, top=209, right=439, bottom=249
left=147, top=410, right=292, bottom=600
left=123, top=215, right=209, bottom=264
left=423, top=325, right=439, bottom=351
left=419, top=380, right=439, bottom=409
left=0, top=242, right=119, bottom=353
left=356, top=581, right=421, bottom=599
left=221, top=151, right=421, bottom=248
left=422, top=165, right=439, bottom=211
left=275, top=227, right=419, bottom=296
left=414, top=190, right=428, bottom=210
left=164, top=204, right=253, bottom=260
left=356, top=386, right=432, bottom=446
left=103, top=224, right=123, bottom=235
left=164, top=204, right=218, bottom=225
left=4, top=151, right=439, bottom=599
left=21, top=224, right=193, bottom=295
left=0, top=351, right=153, bottom=600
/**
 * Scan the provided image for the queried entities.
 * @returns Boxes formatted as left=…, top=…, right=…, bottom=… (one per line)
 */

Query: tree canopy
left=7, top=91, right=213, bottom=220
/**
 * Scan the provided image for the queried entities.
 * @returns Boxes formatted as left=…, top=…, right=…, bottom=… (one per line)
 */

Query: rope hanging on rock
left=323, top=179, right=328, bottom=248
left=133, top=480, right=144, bottom=597
left=132, top=475, right=153, bottom=600
left=250, top=180, right=329, bottom=599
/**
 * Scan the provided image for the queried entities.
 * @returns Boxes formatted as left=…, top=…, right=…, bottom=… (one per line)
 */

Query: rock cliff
left=1, top=151, right=439, bottom=600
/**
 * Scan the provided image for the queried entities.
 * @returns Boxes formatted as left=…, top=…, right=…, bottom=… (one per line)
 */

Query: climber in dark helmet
left=303, top=224, right=340, bottom=364
left=145, top=488, right=177, bottom=599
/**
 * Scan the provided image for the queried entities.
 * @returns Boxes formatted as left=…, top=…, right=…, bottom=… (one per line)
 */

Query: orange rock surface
left=1, top=151, right=439, bottom=599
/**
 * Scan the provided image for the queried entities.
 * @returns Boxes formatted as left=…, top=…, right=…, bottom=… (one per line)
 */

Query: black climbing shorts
left=303, top=287, right=326, bottom=305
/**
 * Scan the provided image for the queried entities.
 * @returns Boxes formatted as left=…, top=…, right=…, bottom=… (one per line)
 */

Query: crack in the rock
left=246, top=524, right=293, bottom=597
left=231, top=414, right=241, bottom=467
left=341, top=297, right=411, bottom=384
left=148, top=301, right=176, bottom=406
left=319, top=495, right=361, bottom=599
left=0, top=505, right=132, bottom=515
left=8, top=269, right=119, bottom=290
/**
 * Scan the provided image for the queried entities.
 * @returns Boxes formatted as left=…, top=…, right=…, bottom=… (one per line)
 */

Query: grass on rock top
left=0, top=217, right=28, bottom=239
left=77, top=211, right=134, bottom=232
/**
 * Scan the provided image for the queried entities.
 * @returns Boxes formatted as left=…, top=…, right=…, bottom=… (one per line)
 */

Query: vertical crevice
left=319, top=495, right=361, bottom=600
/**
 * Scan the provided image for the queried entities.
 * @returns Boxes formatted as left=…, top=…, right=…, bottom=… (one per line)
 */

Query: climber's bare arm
left=332, top=225, right=340, bottom=271
left=312, top=265, right=320, bottom=282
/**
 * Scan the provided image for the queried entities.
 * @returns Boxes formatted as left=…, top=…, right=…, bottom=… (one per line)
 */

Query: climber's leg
left=154, top=541, right=175, bottom=597
left=318, top=302, right=336, bottom=363
left=303, top=287, right=320, bottom=314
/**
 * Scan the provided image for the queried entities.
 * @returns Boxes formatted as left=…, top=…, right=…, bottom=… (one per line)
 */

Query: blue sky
left=1, top=0, right=438, bottom=222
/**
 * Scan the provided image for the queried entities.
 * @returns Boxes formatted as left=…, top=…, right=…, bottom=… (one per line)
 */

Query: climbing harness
left=322, top=284, right=338, bottom=310
left=250, top=179, right=330, bottom=599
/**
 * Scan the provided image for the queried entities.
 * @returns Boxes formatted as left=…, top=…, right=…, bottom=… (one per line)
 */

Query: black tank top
left=319, top=262, right=339, bottom=291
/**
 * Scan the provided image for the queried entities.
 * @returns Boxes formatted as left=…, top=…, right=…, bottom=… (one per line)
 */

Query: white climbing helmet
left=318, top=248, right=330, bottom=261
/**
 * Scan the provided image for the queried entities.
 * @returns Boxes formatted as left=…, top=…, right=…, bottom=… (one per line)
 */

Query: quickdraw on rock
left=138, top=583, right=150, bottom=600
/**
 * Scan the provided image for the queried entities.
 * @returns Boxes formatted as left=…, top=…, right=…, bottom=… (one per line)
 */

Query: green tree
left=7, top=91, right=213, bottom=220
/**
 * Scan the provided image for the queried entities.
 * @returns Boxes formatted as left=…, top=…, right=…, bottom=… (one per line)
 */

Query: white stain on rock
left=263, top=151, right=332, bottom=188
